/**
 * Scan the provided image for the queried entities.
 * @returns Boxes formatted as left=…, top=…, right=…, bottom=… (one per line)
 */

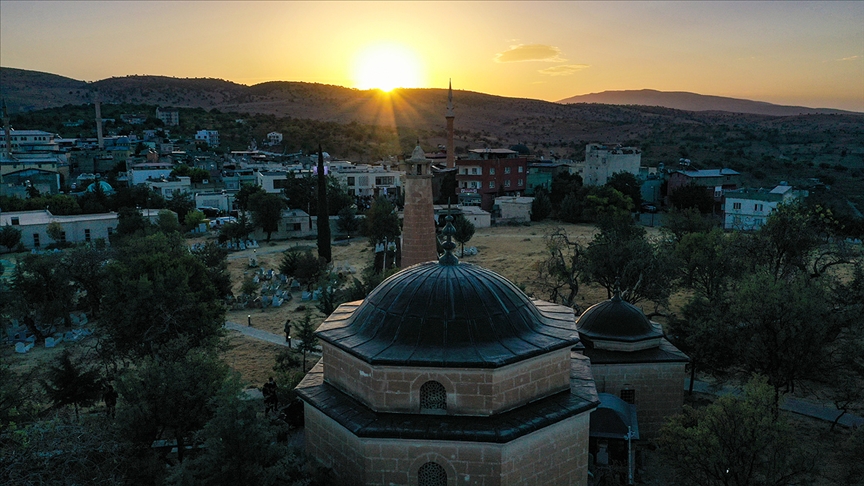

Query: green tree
left=13, top=252, right=76, bottom=341
left=280, top=250, right=326, bottom=291
left=363, top=196, right=400, bottom=246
left=156, top=209, right=182, bottom=234
left=41, top=350, right=102, bottom=421
left=530, top=188, right=552, bottom=221
left=233, top=183, right=265, bottom=212
left=668, top=295, right=736, bottom=394
left=580, top=214, right=675, bottom=311
left=115, top=206, right=151, bottom=238
left=99, top=233, right=225, bottom=359
left=62, top=245, right=110, bottom=317
left=168, top=394, right=313, bottom=485
left=605, top=171, right=643, bottom=209
left=248, top=192, right=285, bottom=241
left=0, top=225, right=22, bottom=252
left=184, top=209, right=206, bottom=230
left=673, top=228, right=743, bottom=300
left=661, top=207, right=716, bottom=243
left=581, top=185, right=633, bottom=222
left=191, top=241, right=233, bottom=298
left=658, top=375, right=812, bottom=486
left=295, top=310, right=318, bottom=371
left=728, top=271, right=839, bottom=403
left=46, top=221, right=65, bottom=244
left=218, top=212, right=253, bottom=244
left=669, top=183, right=714, bottom=214
left=165, top=190, right=196, bottom=225
left=337, top=206, right=360, bottom=237
left=452, top=213, right=475, bottom=256
left=549, top=172, right=583, bottom=206
left=534, top=227, right=583, bottom=310
left=117, top=345, right=233, bottom=463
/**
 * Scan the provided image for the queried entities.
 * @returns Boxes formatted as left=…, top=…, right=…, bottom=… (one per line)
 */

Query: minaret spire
left=2, top=99, right=13, bottom=160
left=445, top=79, right=455, bottom=170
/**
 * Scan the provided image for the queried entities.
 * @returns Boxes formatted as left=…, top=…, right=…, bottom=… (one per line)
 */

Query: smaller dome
left=576, top=292, right=662, bottom=352
left=86, top=181, right=114, bottom=193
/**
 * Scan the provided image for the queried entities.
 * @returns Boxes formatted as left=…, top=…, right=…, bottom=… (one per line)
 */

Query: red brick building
left=456, top=149, right=528, bottom=210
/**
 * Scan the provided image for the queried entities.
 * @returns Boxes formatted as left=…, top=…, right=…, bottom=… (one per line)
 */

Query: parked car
left=640, top=203, right=658, bottom=213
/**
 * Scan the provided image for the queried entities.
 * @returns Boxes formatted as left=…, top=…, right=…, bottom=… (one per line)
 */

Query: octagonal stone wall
left=322, top=343, right=571, bottom=416
left=304, top=403, right=591, bottom=486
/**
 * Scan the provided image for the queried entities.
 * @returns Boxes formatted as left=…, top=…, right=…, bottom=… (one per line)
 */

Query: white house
left=248, top=209, right=314, bottom=240
left=194, top=130, right=220, bottom=147
left=724, top=185, right=807, bottom=231
left=128, top=161, right=175, bottom=186
left=0, top=209, right=162, bottom=249
left=433, top=205, right=491, bottom=229
left=155, top=107, right=179, bottom=127
left=147, top=176, right=192, bottom=199
left=332, top=164, right=403, bottom=198
left=494, top=196, right=534, bottom=223
left=582, top=143, right=641, bottom=186
left=266, top=132, right=283, bottom=145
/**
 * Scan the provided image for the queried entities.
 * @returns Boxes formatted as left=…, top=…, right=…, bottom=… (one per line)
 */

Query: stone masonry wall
left=323, top=344, right=571, bottom=415
left=500, top=412, right=591, bottom=486
left=306, top=403, right=592, bottom=486
left=590, top=361, right=686, bottom=438
left=304, top=404, right=366, bottom=485
left=402, top=176, right=438, bottom=267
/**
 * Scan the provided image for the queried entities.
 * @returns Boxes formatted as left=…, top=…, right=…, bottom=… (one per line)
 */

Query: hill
left=3, top=67, right=863, bottom=210
left=557, top=89, right=858, bottom=116
left=0, top=68, right=89, bottom=112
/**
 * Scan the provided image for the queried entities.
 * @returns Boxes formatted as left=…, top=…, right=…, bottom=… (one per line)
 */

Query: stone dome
left=575, top=292, right=662, bottom=351
left=316, top=261, right=580, bottom=368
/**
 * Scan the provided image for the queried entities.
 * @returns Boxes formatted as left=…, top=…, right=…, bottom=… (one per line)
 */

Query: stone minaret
left=2, top=99, right=12, bottom=159
left=400, top=143, right=438, bottom=267
left=445, top=80, right=455, bottom=169
left=94, top=90, right=104, bottom=150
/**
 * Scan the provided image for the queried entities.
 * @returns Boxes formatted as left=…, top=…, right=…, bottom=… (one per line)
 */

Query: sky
left=1, top=1, right=862, bottom=111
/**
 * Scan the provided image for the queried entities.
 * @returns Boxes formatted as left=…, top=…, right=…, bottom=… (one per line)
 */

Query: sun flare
left=352, top=43, right=424, bottom=92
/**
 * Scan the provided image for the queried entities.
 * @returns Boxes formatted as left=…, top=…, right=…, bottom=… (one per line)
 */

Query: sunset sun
left=352, top=43, right=424, bottom=92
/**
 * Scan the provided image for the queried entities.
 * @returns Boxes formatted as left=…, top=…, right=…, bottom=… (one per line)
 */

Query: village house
left=723, top=184, right=807, bottom=231
left=0, top=209, right=163, bottom=249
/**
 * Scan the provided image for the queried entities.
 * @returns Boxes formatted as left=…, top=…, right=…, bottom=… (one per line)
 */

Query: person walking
left=284, top=319, right=292, bottom=347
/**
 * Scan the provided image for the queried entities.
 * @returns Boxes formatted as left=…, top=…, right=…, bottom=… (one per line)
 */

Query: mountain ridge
left=3, top=67, right=859, bottom=118
left=557, top=89, right=858, bottom=116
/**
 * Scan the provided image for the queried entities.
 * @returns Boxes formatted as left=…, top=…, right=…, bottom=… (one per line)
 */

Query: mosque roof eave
left=296, top=360, right=600, bottom=443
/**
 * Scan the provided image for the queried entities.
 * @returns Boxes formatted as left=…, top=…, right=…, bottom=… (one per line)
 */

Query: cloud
left=837, top=55, right=860, bottom=61
left=495, top=44, right=565, bottom=63
left=538, top=64, right=590, bottom=76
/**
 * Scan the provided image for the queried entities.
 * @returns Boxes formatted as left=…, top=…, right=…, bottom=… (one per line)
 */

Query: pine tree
left=295, top=310, right=319, bottom=372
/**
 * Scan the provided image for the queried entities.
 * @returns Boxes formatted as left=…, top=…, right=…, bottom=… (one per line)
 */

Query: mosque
left=295, top=85, right=688, bottom=486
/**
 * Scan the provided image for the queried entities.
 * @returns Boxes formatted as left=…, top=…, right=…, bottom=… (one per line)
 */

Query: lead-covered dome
left=316, top=261, right=580, bottom=368
left=576, top=291, right=662, bottom=352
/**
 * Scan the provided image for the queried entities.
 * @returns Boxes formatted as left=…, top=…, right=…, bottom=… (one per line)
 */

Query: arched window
left=419, top=381, right=447, bottom=412
left=418, top=461, right=447, bottom=486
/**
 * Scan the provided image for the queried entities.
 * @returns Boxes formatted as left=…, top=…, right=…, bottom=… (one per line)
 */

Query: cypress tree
left=316, top=145, right=332, bottom=262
